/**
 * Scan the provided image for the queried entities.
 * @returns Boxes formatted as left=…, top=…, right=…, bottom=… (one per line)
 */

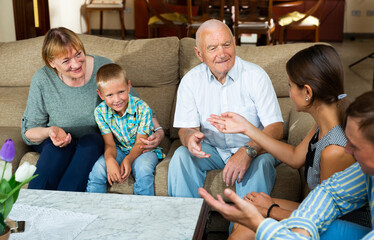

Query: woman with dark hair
left=200, top=90, right=374, bottom=239
left=22, top=27, right=164, bottom=192
left=207, top=44, right=358, bottom=239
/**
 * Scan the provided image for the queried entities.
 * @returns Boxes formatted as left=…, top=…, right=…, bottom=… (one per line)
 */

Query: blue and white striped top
left=256, top=162, right=374, bottom=239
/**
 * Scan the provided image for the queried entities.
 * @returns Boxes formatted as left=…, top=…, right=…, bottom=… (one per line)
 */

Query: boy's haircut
left=42, top=27, right=86, bottom=69
left=345, top=91, right=374, bottom=143
left=96, top=63, right=127, bottom=90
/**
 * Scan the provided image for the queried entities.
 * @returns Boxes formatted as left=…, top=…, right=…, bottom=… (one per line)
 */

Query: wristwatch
left=244, top=144, right=257, bottom=158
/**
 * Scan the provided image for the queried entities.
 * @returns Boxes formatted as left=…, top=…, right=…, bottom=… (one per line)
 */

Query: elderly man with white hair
left=168, top=19, right=283, bottom=201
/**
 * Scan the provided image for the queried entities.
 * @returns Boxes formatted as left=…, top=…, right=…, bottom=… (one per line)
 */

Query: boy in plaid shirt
left=86, top=63, right=164, bottom=195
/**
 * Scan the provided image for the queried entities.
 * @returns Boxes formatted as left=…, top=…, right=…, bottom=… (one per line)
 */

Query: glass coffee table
left=9, top=189, right=209, bottom=240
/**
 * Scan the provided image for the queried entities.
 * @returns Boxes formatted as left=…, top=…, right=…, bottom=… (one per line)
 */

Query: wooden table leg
left=193, top=200, right=210, bottom=240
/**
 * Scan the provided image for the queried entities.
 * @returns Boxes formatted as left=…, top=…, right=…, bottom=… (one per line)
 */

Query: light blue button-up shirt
left=174, top=56, right=283, bottom=162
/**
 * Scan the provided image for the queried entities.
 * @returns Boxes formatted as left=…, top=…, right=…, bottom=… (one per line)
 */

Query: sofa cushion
left=0, top=37, right=44, bottom=87
left=154, top=139, right=182, bottom=196
left=81, top=35, right=180, bottom=87
left=0, top=87, right=29, bottom=128
left=134, top=85, right=177, bottom=152
left=278, top=97, right=293, bottom=140
left=288, top=108, right=315, bottom=146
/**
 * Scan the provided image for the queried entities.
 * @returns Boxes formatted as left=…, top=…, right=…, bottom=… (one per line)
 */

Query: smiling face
left=345, top=117, right=374, bottom=175
left=97, top=78, right=131, bottom=117
left=49, top=46, right=86, bottom=80
left=194, top=24, right=235, bottom=82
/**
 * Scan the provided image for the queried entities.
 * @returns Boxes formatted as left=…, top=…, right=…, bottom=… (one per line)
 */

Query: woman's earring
left=306, top=96, right=309, bottom=101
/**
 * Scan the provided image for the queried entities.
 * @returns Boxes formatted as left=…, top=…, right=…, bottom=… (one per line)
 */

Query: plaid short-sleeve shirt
left=95, top=94, right=164, bottom=159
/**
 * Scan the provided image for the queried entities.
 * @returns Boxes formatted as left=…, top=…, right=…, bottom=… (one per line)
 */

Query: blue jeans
left=168, top=142, right=279, bottom=198
left=320, top=219, right=371, bottom=240
left=28, top=133, right=104, bottom=192
left=86, top=147, right=159, bottom=195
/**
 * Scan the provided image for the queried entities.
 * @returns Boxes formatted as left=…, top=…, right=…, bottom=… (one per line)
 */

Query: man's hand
left=120, top=158, right=132, bottom=183
left=223, top=148, right=251, bottom=186
left=49, top=126, right=71, bottom=147
left=106, top=158, right=121, bottom=186
left=198, top=188, right=264, bottom=231
left=139, top=129, right=164, bottom=153
left=187, top=131, right=211, bottom=158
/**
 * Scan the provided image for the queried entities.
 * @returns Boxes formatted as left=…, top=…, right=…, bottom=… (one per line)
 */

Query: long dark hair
left=286, top=44, right=349, bottom=124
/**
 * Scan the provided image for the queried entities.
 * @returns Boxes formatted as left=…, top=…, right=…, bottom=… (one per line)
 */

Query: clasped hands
left=49, top=126, right=71, bottom=148
left=106, top=157, right=132, bottom=185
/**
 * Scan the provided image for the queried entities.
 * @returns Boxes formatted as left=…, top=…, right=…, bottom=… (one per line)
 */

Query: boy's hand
left=49, top=126, right=71, bottom=147
left=106, top=158, right=121, bottom=185
left=120, top=158, right=132, bottom=183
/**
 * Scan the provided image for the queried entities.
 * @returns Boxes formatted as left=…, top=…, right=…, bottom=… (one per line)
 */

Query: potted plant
left=0, top=139, right=37, bottom=239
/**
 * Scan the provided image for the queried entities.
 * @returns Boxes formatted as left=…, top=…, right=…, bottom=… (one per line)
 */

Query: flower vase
left=0, top=226, right=10, bottom=240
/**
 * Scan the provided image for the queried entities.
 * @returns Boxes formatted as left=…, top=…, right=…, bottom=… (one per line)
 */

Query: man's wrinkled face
left=195, top=26, right=235, bottom=80
left=345, top=117, right=374, bottom=175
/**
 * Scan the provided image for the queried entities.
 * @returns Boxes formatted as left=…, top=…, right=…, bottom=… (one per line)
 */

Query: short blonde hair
left=96, top=63, right=128, bottom=91
left=42, top=27, right=86, bottom=69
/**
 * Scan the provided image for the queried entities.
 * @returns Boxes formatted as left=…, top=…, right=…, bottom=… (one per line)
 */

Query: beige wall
left=0, top=0, right=135, bottom=43
left=1, top=0, right=372, bottom=42
left=0, top=0, right=16, bottom=42
left=48, top=0, right=135, bottom=34
left=344, top=0, right=374, bottom=33
left=86, top=0, right=135, bottom=32
left=49, top=0, right=87, bottom=33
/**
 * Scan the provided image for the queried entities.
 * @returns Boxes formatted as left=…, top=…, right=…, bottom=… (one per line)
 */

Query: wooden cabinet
left=135, top=0, right=189, bottom=38
left=273, top=0, right=345, bottom=42
left=136, top=0, right=345, bottom=41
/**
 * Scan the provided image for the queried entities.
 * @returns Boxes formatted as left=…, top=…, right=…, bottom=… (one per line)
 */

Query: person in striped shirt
left=199, top=90, right=374, bottom=239
left=86, top=63, right=164, bottom=195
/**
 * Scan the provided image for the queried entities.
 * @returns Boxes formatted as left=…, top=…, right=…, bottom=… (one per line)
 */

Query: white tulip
left=15, top=162, right=36, bottom=182
left=0, top=161, right=13, bottom=181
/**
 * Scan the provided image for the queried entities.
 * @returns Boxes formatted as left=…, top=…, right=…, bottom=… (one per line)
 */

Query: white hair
left=195, top=19, right=233, bottom=50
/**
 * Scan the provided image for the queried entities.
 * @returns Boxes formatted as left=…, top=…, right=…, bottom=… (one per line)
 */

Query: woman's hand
left=244, top=192, right=275, bottom=218
left=207, top=112, right=253, bottom=134
left=139, top=129, right=165, bottom=153
left=49, top=126, right=71, bottom=147
left=198, top=188, right=264, bottom=231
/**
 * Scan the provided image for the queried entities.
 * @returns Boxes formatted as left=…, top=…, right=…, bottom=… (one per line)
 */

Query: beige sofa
left=0, top=35, right=314, bottom=216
